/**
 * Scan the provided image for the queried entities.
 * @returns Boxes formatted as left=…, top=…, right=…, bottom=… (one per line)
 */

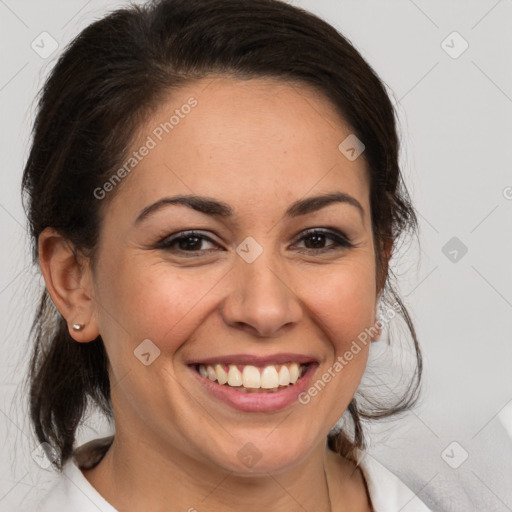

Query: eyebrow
left=134, top=191, right=364, bottom=225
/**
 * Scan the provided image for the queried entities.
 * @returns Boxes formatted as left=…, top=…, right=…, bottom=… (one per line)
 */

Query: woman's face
left=88, top=77, right=380, bottom=473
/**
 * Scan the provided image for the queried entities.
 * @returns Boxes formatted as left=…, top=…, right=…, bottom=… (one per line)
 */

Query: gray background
left=1, top=0, right=511, bottom=510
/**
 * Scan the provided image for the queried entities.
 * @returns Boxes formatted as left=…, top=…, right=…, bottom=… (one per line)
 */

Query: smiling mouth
left=194, top=362, right=310, bottom=393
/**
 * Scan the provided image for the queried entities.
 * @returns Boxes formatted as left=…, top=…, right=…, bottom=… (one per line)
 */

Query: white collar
left=356, top=449, right=432, bottom=511
left=37, top=448, right=431, bottom=511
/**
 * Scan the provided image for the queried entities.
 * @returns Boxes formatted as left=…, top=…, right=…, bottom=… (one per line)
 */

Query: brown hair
left=22, top=0, right=421, bottom=470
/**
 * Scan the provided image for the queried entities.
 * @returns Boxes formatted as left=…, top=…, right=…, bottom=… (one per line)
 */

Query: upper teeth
left=198, top=363, right=305, bottom=389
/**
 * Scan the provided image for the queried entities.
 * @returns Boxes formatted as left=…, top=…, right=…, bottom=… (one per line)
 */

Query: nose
left=220, top=254, right=303, bottom=338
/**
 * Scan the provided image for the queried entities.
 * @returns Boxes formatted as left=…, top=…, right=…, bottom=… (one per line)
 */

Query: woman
left=22, top=0, right=430, bottom=510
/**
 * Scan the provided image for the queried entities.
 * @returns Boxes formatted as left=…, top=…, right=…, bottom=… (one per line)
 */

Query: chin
left=203, top=431, right=318, bottom=476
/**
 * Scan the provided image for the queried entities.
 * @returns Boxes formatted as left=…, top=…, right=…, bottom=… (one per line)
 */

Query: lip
left=189, top=361, right=319, bottom=413
left=187, top=353, right=317, bottom=367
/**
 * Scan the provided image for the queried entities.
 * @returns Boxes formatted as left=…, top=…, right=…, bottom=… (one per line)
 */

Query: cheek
left=96, top=255, right=227, bottom=351
left=302, top=260, right=377, bottom=350
left=95, top=243, right=377, bottom=364
left=299, top=264, right=376, bottom=418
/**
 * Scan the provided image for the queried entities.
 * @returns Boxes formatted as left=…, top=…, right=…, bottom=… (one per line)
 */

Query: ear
left=38, top=227, right=100, bottom=342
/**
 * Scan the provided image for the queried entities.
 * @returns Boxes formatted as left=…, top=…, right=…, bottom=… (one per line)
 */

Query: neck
left=82, top=430, right=337, bottom=511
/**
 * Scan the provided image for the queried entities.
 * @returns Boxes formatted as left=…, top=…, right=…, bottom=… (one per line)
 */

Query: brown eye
left=303, top=233, right=330, bottom=249
left=177, top=235, right=204, bottom=251
left=156, top=230, right=219, bottom=253
left=294, top=228, right=353, bottom=253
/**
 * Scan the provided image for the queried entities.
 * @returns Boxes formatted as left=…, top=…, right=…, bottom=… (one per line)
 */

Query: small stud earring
left=72, top=323, right=85, bottom=331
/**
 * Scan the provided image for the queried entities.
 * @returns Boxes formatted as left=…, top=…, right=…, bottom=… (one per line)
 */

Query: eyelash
left=154, top=228, right=354, bottom=256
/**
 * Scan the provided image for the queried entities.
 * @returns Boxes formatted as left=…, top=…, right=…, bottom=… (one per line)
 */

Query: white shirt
left=29, top=450, right=432, bottom=512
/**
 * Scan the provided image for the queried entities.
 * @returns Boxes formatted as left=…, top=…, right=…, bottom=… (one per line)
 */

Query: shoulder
left=30, top=437, right=117, bottom=512
left=355, top=450, right=432, bottom=512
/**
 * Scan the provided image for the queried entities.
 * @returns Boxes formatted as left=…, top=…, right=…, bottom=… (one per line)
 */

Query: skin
left=39, top=77, right=386, bottom=511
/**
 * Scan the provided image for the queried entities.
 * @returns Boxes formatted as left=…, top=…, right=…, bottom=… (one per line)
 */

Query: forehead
left=107, top=77, right=370, bottom=220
